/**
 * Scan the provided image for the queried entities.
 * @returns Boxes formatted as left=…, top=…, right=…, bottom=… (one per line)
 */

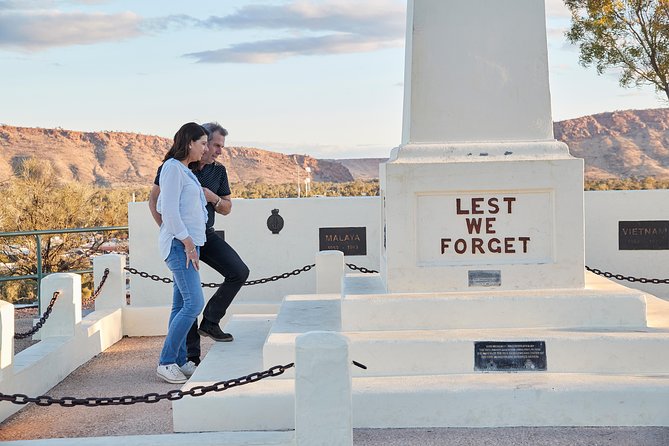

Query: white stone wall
left=585, top=190, right=669, bottom=300
left=128, top=197, right=381, bottom=308
left=127, top=191, right=669, bottom=308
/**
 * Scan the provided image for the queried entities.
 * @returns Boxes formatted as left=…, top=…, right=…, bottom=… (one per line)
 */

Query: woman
left=156, top=122, right=209, bottom=384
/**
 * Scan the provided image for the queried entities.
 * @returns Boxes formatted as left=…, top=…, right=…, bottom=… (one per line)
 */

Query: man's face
left=208, top=132, right=226, bottom=162
left=201, top=132, right=225, bottom=164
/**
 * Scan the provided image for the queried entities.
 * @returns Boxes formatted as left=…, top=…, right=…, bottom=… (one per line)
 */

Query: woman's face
left=188, top=135, right=208, bottom=163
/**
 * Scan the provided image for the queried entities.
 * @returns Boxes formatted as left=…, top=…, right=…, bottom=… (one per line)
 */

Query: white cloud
left=0, top=1, right=405, bottom=61
left=0, top=10, right=142, bottom=51
left=206, top=0, right=405, bottom=37
left=184, top=0, right=405, bottom=63
left=67, top=0, right=111, bottom=4
left=185, top=33, right=402, bottom=64
left=0, top=0, right=55, bottom=10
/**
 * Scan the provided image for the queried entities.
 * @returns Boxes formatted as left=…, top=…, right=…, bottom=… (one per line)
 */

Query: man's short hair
left=202, top=122, right=228, bottom=141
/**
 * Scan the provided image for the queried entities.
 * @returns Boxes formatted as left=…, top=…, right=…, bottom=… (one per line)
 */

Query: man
left=149, top=122, right=249, bottom=368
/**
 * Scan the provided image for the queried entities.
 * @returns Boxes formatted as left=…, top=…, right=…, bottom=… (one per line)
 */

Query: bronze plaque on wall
left=474, top=341, right=547, bottom=371
left=619, top=221, right=669, bottom=250
left=319, top=227, right=367, bottom=256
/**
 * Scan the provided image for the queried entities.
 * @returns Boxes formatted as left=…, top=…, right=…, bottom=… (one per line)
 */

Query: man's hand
left=203, top=187, right=232, bottom=215
left=202, top=187, right=219, bottom=203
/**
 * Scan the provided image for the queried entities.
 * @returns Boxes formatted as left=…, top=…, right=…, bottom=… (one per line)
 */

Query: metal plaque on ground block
left=474, top=341, right=547, bottom=371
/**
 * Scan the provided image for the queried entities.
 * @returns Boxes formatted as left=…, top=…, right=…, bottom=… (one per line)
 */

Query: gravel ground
left=14, top=307, right=39, bottom=354
left=353, top=427, right=669, bottom=446
left=1, top=336, right=214, bottom=441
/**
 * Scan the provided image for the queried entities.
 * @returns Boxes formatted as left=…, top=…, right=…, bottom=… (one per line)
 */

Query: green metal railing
left=0, top=226, right=128, bottom=306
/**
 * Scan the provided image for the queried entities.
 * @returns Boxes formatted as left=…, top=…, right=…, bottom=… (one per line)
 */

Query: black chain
left=124, top=267, right=173, bottom=284
left=124, top=265, right=316, bottom=287
left=14, top=291, right=60, bottom=340
left=235, top=264, right=315, bottom=287
left=0, top=363, right=294, bottom=407
left=586, top=266, right=669, bottom=284
left=82, top=268, right=110, bottom=307
left=346, top=263, right=378, bottom=274
left=124, top=262, right=377, bottom=288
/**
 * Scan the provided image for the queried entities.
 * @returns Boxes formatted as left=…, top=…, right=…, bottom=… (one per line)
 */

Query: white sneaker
left=179, top=361, right=197, bottom=378
left=156, top=363, right=187, bottom=384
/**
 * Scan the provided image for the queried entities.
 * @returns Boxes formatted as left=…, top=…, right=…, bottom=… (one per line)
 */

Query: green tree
left=0, top=158, right=146, bottom=303
left=565, top=0, right=669, bottom=99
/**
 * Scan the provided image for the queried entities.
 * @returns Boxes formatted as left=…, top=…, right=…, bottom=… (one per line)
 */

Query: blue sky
left=0, top=0, right=666, bottom=159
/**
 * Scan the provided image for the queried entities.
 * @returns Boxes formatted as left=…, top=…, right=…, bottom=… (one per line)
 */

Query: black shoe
left=198, top=322, right=233, bottom=342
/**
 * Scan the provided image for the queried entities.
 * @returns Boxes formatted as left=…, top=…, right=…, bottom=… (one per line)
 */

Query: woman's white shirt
left=157, top=158, right=207, bottom=260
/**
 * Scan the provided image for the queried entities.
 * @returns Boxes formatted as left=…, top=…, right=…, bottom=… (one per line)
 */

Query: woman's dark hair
left=163, top=122, right=207, bottom=163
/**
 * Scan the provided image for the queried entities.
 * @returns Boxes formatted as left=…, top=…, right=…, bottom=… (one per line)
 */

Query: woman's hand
left=183, top=240, right=199, bottom=270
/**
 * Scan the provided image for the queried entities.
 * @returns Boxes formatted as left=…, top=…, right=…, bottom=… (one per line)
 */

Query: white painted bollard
left=93, top=254, right=126, bottom=310
left=0, top=300, right=14, bottom=379
left=39, top=273, right=81, bottom=338
left=316, top=251, right=344, bottom=295
left=295, top=331, right=352, bottom=446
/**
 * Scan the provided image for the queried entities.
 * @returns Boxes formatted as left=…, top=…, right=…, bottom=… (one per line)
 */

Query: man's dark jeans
left=186, top=229, right=249, bottom=361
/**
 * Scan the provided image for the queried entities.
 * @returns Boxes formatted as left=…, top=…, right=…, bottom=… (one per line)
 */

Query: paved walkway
left=2, top=335, right=669, bottom=445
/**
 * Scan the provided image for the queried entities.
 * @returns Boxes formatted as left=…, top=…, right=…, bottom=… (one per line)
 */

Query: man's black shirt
left=155, top=162, right=231, bottom=229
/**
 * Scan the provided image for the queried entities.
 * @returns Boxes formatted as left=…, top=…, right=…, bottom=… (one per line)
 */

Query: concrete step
left=264, top=326, right=669, bottom=376
left=342, top=273, right=648, bottom=330
left=264, top=286, right=668, bottom=376
left=173, top=314, right=289, bottom=433
left=175, top=370, right=669, bottom=431
left=175, top=314, right=669, bottom=432
left=353, top=372, right=669, bottom=428
left=123, top=302, right=280, bottom=337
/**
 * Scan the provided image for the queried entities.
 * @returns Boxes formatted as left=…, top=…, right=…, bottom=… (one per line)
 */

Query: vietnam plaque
left=619, top=221, right=669, bottom=250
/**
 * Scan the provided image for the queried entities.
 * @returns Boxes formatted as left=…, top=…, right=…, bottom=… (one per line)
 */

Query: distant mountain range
left=2, top=108, right=669, bottom=187
left=554, top=109, right=669, bottom=179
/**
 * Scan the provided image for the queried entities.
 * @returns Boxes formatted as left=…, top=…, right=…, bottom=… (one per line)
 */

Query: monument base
left=173, top=273, right=669, bottom=431
left=340, top=274, right=646, bottom=332
left=382, top=143, right=585, bottom=293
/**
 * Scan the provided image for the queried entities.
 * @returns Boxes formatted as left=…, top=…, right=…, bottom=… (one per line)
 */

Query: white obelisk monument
left=381, top=0, right=585, bottom=293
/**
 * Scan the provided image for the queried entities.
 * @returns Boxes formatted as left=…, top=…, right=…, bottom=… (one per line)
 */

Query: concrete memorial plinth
left=382, top=159, right=584, bottom=292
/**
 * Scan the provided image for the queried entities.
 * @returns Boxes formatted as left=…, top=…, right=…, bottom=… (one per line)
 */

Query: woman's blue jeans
left=159, top=239, right=205, bottom=366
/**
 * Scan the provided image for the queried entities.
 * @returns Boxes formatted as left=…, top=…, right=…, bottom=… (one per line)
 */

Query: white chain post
left=93, top=254, right=126, bottom=310
left=295, top=331, right=352, bottom=446
left=39, top=273, right=80, bottom=338
left=316, top=250, right=345, bottom=295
